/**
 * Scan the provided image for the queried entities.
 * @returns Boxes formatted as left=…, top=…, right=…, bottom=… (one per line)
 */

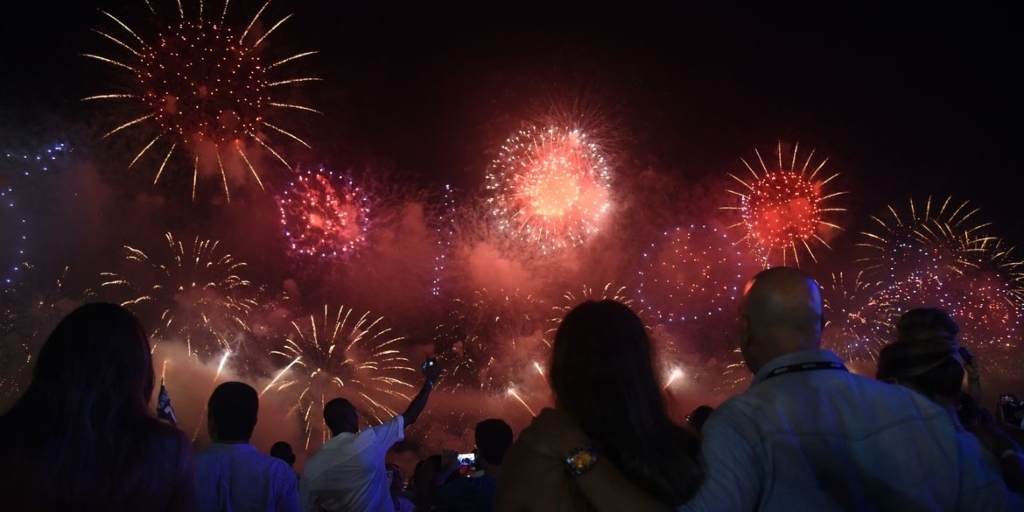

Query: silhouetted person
left=496, top=300, right=702, bottom=511
left=300, top=357, right=443, bottom=512
left=878, top=307, right=1024, bottom=496
left=195, top=381, right=299, bottom=512
left=0, top=302, right=197, bottom=511
left=271, top=440, right=301, bottom=483
left=437, top=418, right=514, bottom=512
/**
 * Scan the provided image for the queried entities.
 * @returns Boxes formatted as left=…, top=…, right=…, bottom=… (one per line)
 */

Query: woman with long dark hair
left=496, top=299, right=703, bottom=511
left=0, top=302, right=197, bottom=511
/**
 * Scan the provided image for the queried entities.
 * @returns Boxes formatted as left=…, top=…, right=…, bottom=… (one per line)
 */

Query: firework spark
left=101, top=232, right=257, bottom=360
left=429, top=184, right=460, bottom=298
left=1, top=143, right=70, bottom=285
left=725, top=142, right=846, bottom=266
left=266, top=305, right=416, bottom=451
left=820, top=271, right=878, bottom=363
left=83, top=0, right=320, bottom=200
left=0, top=264, right=84, bottom=399
left=276, top=167, right=372, bottom=259
left=636, top=223, right=758, bottom=325
left=433, top=288, right=548, bottom=392
left=485, top=125, right=612, bottom=254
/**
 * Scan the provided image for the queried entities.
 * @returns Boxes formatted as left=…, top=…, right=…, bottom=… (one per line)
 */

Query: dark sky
left=1, top=1, right=1022, bottom=245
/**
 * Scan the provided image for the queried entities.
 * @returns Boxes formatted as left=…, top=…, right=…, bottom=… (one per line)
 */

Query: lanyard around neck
left=763, top=361, right=848, bottom=381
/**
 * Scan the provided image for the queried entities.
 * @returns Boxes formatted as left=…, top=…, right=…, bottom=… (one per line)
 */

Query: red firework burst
left=276, top=168, right=372, bottom=259
left=83, top=0, right=320, bottom=201
left=485, top=126, right=612, bottom=254
left=725, top=142, right=846, bottom=266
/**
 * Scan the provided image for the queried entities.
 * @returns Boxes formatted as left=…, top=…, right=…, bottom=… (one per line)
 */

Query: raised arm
left=403, top=357, right=441, bottom=426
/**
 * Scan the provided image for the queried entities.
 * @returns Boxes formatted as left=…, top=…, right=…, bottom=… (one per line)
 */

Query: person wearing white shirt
left=300, top=357, right=443, bottom=512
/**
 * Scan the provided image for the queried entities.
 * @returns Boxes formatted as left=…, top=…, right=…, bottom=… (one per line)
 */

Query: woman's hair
left=0, top=302, right=192, bottom=510
left=877, top=307, right=964, bottom=403
left=550, top=300, right=702, bottom=505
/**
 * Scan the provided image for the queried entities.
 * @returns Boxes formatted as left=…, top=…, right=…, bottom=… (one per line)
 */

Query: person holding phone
left=435, top=418, right=514, bottom=512
left=300, top=357, right=442, bottom=512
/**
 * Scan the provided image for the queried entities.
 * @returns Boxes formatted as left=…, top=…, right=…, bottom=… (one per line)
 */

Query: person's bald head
left=738, top=267, right=825, bottom=373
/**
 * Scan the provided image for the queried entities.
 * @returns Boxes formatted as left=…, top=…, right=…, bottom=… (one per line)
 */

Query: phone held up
left=422, top=357, right=437, bottom=373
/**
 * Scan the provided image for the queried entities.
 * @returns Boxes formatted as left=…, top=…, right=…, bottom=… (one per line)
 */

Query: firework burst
left=433, top=288, right=547, bottom=392
left=275, top=167, right=372, bottom=259
left=485, top=125, right=613, bottom=254
left=725, top=142, right=846, bottom=266
left=101, top=232, right=257, bottom=359
left=265, top=305, right=416, bottom=451
left=857, top=197, right=1024, bottom=377
left=820, top=271, right=878, bottom=363
left=83, top=0, right=320, bottom=201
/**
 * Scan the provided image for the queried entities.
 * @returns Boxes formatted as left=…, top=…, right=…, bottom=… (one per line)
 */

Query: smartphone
left=457, top=452, right=475, bottom=466
left=958, top=346, right=974, bottom=365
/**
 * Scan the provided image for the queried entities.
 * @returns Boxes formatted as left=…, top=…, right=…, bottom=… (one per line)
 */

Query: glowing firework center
left=488, top=127, right=612, bottom=252
left=742, top=171, right=822, bottom=251
left=139, top=21, right=266, bottom=147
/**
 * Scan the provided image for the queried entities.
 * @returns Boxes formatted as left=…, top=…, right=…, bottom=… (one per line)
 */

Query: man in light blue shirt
left=195, top=381, right=299, bottom=512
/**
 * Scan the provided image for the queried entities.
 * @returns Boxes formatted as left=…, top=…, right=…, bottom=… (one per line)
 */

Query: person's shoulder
left=140, top=417, right=192, bottom=459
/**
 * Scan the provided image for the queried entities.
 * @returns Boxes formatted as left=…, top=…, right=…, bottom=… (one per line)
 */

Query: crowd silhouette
left=1, top=267, right=1022, bottom=511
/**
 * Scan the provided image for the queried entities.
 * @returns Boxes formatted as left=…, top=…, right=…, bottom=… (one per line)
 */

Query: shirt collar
left=751, top=349, right=844, bottom=386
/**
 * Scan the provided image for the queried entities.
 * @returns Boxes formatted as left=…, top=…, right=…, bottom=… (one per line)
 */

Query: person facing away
left=0, top=302, right=197, bottom=512
left=877, top=307, right=1024, bottom=499
left=299, top=357, right=443, bottom=512
left=272, top=440, right=302, bottom=483
left=194, top=381, right=299, bottom=512
left=435, top=418, right=514, bottom=512
left=495, top=299, right=703, bottom=512
left=509, top=267, right=1021, bottom=512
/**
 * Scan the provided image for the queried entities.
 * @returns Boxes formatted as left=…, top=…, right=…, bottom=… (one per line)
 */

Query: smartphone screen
left=457, top=452, right=475, bottom=465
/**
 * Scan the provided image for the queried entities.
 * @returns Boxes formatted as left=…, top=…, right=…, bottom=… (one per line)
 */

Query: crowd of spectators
left=1, top=267, right=1022, bottom=511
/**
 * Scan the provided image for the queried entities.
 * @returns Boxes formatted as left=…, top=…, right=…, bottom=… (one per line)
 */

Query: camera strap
left=763, top=361, right=848, bottom=381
